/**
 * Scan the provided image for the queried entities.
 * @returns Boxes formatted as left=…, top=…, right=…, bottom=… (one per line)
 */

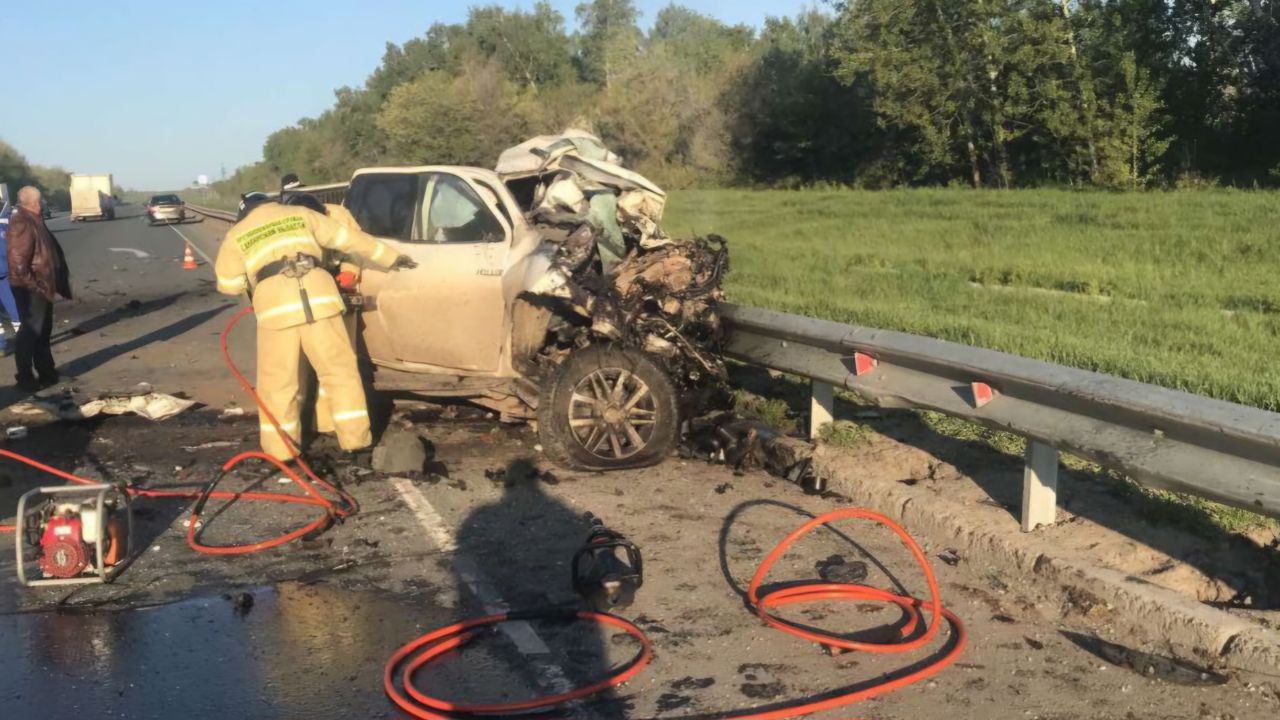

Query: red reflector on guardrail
left=853, top=352, right=878, bottom=376
left=970, top=382, right=996, bottom=408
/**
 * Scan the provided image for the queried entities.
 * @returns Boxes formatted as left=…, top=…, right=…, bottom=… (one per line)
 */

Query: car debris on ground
left=681, top=411, right=818, bottom=488
left=78, top=392, right=195, bottom=421
left=7, top=387, right=195, bottom=423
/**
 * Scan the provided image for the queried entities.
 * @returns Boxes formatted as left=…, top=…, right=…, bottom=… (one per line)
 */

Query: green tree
left=576, top=0, right=642, bottom=87
left=728, top=13, right=877, bottom=184
left=651, top=5, right=753, bottom=73
left=31, top=165, right=71, bottom=209
left=377, top=61, right=540, bottom=166
left=0, top=139, right=39, bottom=198
left=832, top=0, right=1019, bottom=186
left=1228, top=0, right=1280, bottom=182
left=468, top=3, right=573, bottom=90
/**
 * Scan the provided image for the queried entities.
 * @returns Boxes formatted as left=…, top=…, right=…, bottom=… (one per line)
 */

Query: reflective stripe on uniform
left=332, top=225, right=352, bottom=251
left=371, top=242, right=395, bottom=267
left=217, top=276, right=248, bottom=293
left=256, top=294, right=344, bottom=322
left=260, top=420, right=300, bottom=433
left=331, top=409, right=369, bottom=422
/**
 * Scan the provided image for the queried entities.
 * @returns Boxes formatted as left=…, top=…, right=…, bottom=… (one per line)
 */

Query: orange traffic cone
left=182, top=243, right=198, bottom=270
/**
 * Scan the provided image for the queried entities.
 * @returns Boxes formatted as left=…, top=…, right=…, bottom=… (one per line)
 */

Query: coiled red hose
left=0, top=306, right=355, bottom=555
left=384, top=507, right=966, bottom=719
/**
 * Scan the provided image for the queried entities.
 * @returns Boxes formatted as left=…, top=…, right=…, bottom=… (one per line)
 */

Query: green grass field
left=666, top=188, right=1280, bottom=413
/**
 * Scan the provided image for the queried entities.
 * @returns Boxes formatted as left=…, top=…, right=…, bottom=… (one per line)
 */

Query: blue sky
left=4, top=1, right=818, bottom=190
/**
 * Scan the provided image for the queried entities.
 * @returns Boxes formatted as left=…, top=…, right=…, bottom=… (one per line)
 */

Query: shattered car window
left=424, top=174, right=504, bottom=244
left=346, top=173, right=418, bottom=241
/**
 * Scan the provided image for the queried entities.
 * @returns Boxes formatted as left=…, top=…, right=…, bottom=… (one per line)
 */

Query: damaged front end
left=498, top=131, right=731, bottom=413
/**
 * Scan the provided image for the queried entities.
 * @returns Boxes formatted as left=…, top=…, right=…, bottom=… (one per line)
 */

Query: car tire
left=537, top=345, right=678, bottom=471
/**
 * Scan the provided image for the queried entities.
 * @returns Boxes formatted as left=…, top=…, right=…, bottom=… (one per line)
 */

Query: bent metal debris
left=500, top=131, right=731, bottom=411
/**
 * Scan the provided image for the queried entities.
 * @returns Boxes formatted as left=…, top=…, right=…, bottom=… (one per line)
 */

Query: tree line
left=209, top=0, right=1279, bottom=194
left=0, top=140, right=74, bottom=209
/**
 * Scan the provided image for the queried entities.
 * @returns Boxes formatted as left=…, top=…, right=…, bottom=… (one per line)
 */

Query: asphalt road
left=0, top=205, right=251, bottom=411
left=0, top=209, right=1275, bottom=719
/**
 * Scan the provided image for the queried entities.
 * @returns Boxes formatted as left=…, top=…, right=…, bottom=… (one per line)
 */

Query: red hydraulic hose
left=384, top=507, right=966, bottom=719
left=0, top=306, right=355, bottom=557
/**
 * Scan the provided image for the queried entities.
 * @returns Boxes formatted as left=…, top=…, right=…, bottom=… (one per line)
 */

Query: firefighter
left=316, top=200, right=367, bottom=438
left=281, top=191, right=367, bottom=444
left=215, top=194, right=415, bottom=461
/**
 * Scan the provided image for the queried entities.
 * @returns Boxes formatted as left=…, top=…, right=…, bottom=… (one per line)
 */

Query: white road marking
left=109, top=247, right=151, bottom=258
left=169, top=224, right=215, bottom=266
left=390, top=477, right=456, bottom=553
left=389, top=478, right=574, bottom=691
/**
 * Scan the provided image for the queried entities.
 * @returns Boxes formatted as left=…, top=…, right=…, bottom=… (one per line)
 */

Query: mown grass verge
left=666, top=188, right=1280, bottom=412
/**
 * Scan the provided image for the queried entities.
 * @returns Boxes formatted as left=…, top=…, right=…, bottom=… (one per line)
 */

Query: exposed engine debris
left=555, top=235, right=729, bottom=397
left=501, top=131, right=730, bottom=407
left=681, top=411, right=818, bottom=490
left=499, top=132, right=824, bottom=483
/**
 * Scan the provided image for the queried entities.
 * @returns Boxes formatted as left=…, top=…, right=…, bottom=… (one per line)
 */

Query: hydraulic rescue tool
left=15, top=483, right=132, bottom=586
left=571, top=512, right=643, bottom=611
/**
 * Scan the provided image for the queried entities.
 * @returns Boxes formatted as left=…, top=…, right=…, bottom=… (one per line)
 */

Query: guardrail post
left=810, top=380, right=834, bottom=440
left=1021, top=441, right=1059, bottom=531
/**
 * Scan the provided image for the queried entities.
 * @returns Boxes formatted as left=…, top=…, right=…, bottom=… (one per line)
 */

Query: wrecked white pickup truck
left=331, top=131, right=728, bottom=470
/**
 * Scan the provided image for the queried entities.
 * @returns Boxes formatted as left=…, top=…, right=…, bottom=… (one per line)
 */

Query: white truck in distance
left=70, top=173, right=116, bottom=221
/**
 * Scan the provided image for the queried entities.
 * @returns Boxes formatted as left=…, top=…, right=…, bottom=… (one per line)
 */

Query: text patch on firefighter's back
left=235, top=216, right=308, bottom=255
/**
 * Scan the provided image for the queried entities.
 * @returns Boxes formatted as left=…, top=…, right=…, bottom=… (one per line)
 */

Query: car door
left=355, top=171, right=512, bottom=373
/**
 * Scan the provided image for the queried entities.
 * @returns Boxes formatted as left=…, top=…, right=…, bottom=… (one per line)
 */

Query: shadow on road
left=50, top=293, right=188, bottom=347
left=1059, top=630, right=1228, bottom=686
left=0, top=301, right=235, bottom=413
left=454, top=460, right=626, bottom=718
left=57, top=302, right=235, bottom=380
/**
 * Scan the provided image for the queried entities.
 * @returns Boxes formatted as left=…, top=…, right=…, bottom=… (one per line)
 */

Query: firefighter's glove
left=391, top=255, right=418, bottom=271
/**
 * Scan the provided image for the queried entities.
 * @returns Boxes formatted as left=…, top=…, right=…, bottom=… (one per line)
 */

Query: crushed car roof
left=351, top=165, right=506, bottom=184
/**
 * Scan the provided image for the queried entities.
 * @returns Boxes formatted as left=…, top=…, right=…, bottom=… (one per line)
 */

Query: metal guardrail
left=187, top=182, right=350, bottom=223
left=187, top=203, right=237, bottom=223
left=188, top=198, right=1280, bottom=529
left=721, top=304, right=1280, bottom=529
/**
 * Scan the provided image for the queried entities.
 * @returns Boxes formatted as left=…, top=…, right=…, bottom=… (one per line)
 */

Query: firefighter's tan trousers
left=312, top=312, right=358, bottom=437
left=257, top=315, right=371, bottom=460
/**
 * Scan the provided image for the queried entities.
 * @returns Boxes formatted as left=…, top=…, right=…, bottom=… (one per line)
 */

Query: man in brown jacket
left=7, top=186, right=70, bottom=392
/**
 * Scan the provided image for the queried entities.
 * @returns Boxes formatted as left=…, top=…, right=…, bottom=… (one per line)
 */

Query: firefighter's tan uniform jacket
left=326, top=203, right=366, bottom=283
left=215, top=202, right=398, bottom=459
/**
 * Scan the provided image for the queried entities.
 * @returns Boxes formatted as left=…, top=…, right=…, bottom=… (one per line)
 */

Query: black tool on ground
left=571, top=512, right=643, bottom=611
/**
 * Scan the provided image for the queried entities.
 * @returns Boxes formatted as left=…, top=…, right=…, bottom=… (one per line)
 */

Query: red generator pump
left=15, top=484, right=132, bottom=587
left=40, top=510, right=90, bottom=578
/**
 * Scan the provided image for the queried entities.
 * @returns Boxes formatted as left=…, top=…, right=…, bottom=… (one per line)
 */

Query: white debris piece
left=79, top=393, right=195, bottom=421
left=7, top=400, right=63, bottom=419
left=182, top=440, right=239, bottom=452
left=496, top=129, right=668, bottom=250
